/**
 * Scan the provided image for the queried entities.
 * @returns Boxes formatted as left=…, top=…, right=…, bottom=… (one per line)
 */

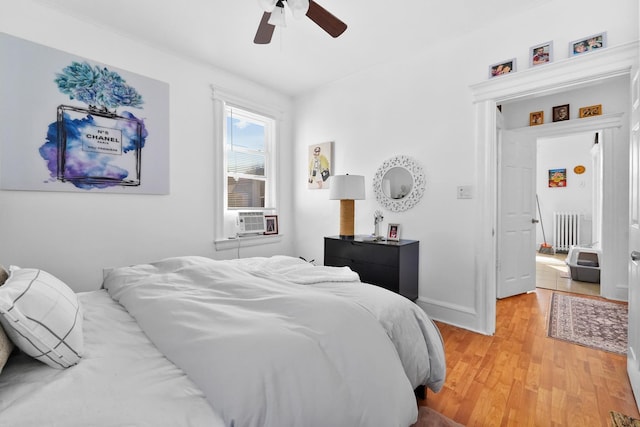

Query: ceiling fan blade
left=305, top=0, right=347, bottom=38
left=254, top=12, right=276, bottom=44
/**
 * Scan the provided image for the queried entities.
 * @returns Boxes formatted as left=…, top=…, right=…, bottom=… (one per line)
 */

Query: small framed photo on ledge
left=579, top=104, right=602, bottom=118
left=387, top=223, right=400, bottom=242
left=529, top=111, right=544, bottom=126
left=489, top=58, right=516, bottom=78
left=530, top=41, right=553, bottom=67
left=264, top=215, right=278, bottom=235
left=552, top=104, right=570, bottom=122
left=570, top=32, right=606, bottom=56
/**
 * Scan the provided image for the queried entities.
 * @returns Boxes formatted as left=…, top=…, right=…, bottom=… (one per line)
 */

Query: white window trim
left=225, top=105, right=273, bottom=210
left=211, top=86, right=282, bottom=248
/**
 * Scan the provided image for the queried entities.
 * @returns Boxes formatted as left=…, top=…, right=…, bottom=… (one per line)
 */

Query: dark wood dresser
left=324, top=236, right=419, bottom=300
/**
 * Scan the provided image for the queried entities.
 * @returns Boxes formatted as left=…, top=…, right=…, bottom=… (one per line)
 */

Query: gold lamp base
left=339, top=199, right=355, bottom=238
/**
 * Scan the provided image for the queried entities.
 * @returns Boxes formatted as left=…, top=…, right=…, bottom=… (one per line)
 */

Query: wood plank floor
left=421, top=289, right=639, bottom=426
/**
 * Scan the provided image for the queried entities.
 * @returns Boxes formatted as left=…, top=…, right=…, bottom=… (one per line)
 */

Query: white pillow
left=0, top=266, right=83, bottom=369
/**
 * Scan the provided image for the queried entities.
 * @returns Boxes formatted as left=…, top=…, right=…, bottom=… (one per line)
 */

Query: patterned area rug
left=610, top=411, right=640, bottom=427
left=410, top=406, right=464, bottom=427
left=548, top=292, right=628, bottom=354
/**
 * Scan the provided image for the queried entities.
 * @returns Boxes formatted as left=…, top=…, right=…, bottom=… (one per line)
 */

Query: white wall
left=0, top=1, right=294, bottom=291
left=292, top=0, right=639, bottom=330
left=536, top=133, right=595, bottom=246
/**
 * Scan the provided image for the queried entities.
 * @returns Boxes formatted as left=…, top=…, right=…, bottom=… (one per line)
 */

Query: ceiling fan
left=254, top=0, right=347, bottom=44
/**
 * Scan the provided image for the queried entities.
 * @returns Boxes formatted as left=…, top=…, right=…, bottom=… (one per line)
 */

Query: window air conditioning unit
left=237, top=211, right=266, bottom=235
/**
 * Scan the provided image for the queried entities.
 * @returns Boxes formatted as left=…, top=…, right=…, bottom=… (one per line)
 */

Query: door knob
left=532, top=218, right=540, bottom=224
left=631, top=251, right=640, bottom=261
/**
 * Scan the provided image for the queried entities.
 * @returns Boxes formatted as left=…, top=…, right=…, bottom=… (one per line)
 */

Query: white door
left=497, top=129, right=537, bottom=299
left=628, top=70, right=640, bottom=410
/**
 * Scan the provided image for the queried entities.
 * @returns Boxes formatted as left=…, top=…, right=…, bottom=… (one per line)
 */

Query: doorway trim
left=471, top=41, right=638, bottom=335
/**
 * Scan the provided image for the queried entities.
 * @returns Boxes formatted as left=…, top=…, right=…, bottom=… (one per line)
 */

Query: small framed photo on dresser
left=387, top=223, right=400, bottom=242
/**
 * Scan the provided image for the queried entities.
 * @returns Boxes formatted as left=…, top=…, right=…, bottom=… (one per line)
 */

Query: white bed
left=0, top=256, right=445, bottom=427
left=0, top=289, right=223, bottom=427
left=103, top=255, right=446, bottom=427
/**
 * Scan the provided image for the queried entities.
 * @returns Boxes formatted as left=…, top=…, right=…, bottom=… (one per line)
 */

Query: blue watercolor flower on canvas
left=54, top=61, right=143, bottom=110
left=40, top=61, right=147, bottom=190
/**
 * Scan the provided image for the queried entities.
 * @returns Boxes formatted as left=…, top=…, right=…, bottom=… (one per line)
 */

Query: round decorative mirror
left=373, top=155, right=425, bottom=212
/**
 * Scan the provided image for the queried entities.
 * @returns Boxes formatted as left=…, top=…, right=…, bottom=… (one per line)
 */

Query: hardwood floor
left=536, top=252, right=600, bottom=297
left=421, top=289, right=639, bottom=426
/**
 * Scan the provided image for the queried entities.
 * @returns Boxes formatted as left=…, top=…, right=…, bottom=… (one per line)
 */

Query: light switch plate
left=457, top=185, right=473, bottom=199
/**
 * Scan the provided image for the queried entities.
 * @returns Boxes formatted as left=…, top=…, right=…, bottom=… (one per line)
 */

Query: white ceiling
left=31, top=0, right=539, bottom=97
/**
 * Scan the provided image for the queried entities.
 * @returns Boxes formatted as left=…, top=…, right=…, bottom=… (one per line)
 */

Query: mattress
left=0, top=290, right=223, bottom=427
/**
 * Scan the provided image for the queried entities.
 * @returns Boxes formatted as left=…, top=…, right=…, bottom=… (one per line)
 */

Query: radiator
left=553, top=212, right=580, bottom=253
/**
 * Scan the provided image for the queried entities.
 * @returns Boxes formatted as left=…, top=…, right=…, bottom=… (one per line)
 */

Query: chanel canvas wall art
left=0, top=34, right=169, bottom=194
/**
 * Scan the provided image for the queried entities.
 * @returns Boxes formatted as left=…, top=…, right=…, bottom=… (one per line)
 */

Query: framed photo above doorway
left=552, top=104, right=570, bottom=122
left=530, top=41, right=553, bottom=67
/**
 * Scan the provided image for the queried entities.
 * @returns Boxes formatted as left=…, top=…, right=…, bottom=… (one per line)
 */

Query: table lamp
left=329, top=174, right=365, bottom=239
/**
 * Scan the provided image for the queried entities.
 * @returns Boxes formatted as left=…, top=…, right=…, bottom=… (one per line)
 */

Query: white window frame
left=211, top=86, right=281, bottom=249
left=224, top=105, right=274, bottom=211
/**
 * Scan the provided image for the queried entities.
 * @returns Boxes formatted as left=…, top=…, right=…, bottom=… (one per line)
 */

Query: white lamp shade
left=329, top=175, right=365, bottom=200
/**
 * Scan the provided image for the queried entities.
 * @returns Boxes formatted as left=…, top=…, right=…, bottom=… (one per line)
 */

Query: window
left=212, top=87, right=281, bottom=246
left=225, top=106, right=274, bottom=209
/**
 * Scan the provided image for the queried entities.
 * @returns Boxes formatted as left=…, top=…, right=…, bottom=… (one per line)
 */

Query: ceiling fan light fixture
left=267, top=5, right=286, bottom=27
left=286, top=0, right=310, bottom=18
left=258, top=0, right=277, bottom=12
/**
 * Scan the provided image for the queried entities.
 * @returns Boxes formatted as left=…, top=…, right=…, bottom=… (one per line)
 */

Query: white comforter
left=0, top=290, right=223, bottom=427
left=229, top=255, right=446, bottom=391
left=104, top=255, right=445, bottom=427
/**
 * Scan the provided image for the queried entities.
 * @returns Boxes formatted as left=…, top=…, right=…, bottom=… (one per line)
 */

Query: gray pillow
left=0, top=265, right=8, bottom=286
left=0, top=323, right=13, bottom=374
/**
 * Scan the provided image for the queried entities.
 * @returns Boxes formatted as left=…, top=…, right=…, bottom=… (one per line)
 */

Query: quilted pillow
left=0, top=266, right=83, bottom=369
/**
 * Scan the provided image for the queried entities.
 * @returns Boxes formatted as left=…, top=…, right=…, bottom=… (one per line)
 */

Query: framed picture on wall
left=579, top=104, right=602, bottom=118
left=0, top=33, right=170, bottom=195
left=529, top=111, right=544, bottom=126
left=569, top=32, right=607, bottom=56
left=552, top=104, right=570, bottom=122
left=489, top=58, right=516, bottom=78
left=530, top=41, right=553, bottom=67
left=307, top=141, right=333, bottom=190
left=549, top=169, right=567, bottom=188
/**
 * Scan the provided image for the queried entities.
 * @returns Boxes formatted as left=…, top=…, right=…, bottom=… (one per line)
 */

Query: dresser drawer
left=324, top=236, right=419, bottom=300
left=324, top=238, right=399, bottom=267
left=324, top=256, right=398, bottom=292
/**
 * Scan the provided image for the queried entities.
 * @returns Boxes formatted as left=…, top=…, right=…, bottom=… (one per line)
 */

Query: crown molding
left=471, top=40, right=639, bottom=103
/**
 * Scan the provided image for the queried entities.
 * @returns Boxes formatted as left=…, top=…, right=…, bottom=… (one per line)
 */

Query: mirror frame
left=373, top=155, right=426, bottom=212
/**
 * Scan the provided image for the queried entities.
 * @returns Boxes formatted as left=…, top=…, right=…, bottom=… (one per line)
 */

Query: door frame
left=471, top=41, right=638, bottom=335
left=502, top=115, right=624, bottom=293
